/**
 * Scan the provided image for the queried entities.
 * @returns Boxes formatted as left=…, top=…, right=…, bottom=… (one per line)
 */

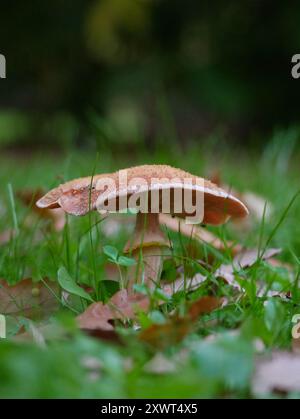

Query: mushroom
left=37, top=165, right=248, bottom=292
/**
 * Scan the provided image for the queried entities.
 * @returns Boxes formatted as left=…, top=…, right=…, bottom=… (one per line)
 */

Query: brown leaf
left=139, top=319, right=190, bottom=349
left=139, top=296, right=221, bottom=349
left=13, top=322, right=66, bottom=342
left=253, top=352, right=300, bottom=395
left=215, top=248, right=282, bottom=291
left=0, top=278, right=59, bottom=319
left=77, top=289, right=150, bottom=331
left=188, top=296, right=221, bottom=320
left=256, top=288, right=291, bottom=299
left=233, top=248, right=281, bottom=269
left=81, top=328, right=123, bottom=345
left=214, top=268, right=242, bottom=291
left=162, top=273, right=207, bottom=295
left=77, top=301, right=114, bottom=331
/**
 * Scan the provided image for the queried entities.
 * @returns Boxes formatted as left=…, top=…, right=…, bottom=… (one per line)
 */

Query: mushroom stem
left=124, top=213, right=169, bottom=293
left=135, top=212, right=162, bottom=239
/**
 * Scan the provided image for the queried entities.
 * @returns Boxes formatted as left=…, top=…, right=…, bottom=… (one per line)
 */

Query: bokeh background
left=1, top=0, right=300, bottom=154
left=1, top=2, right=300, bottom=400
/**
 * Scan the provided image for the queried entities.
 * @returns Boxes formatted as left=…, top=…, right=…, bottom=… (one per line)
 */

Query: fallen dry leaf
left=233, top=248, right=281, bottom=269
left=78, top=274, right=218, bottom=341
left=214, top=268, right=242, bottom=291
left=17, top=189, right=65, bottom=231
left=256, top=288, right=291, bottom=299
left=188, top=296, right=221, bottom=321
left=81, top=328, right=124, bottom=345
left=139, top=319, right=190, bottom=349
left=139, top=296, right=221, bottom=349
left=162, top=273, right=207, bottom=295
left=0, top=278, right=59, bottom=319
left=253, top=352, right=300, bottom=395
left=215, top=248, right=282, bottom=291
left=77, top=289, right=150, bottom=331
left=13, top=322, right=66, bottom=343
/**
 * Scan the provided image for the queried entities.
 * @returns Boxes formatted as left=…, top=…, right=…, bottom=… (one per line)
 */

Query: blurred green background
left=1, top=2, right=300, bottom=399
left=1, top=0, right=300, bottom=152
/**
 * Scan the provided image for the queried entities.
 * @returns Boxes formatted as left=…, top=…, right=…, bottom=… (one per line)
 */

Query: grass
left=0, top=135, right=300, bottom=399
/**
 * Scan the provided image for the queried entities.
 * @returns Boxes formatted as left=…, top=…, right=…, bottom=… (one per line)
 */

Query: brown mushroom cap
left=36, top=173, right=111, bottom=212
left=36, top=165, right=248, bottom=225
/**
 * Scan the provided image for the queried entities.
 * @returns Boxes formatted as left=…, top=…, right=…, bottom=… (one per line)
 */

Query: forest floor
left=0, top=141, right=300, bottom=398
